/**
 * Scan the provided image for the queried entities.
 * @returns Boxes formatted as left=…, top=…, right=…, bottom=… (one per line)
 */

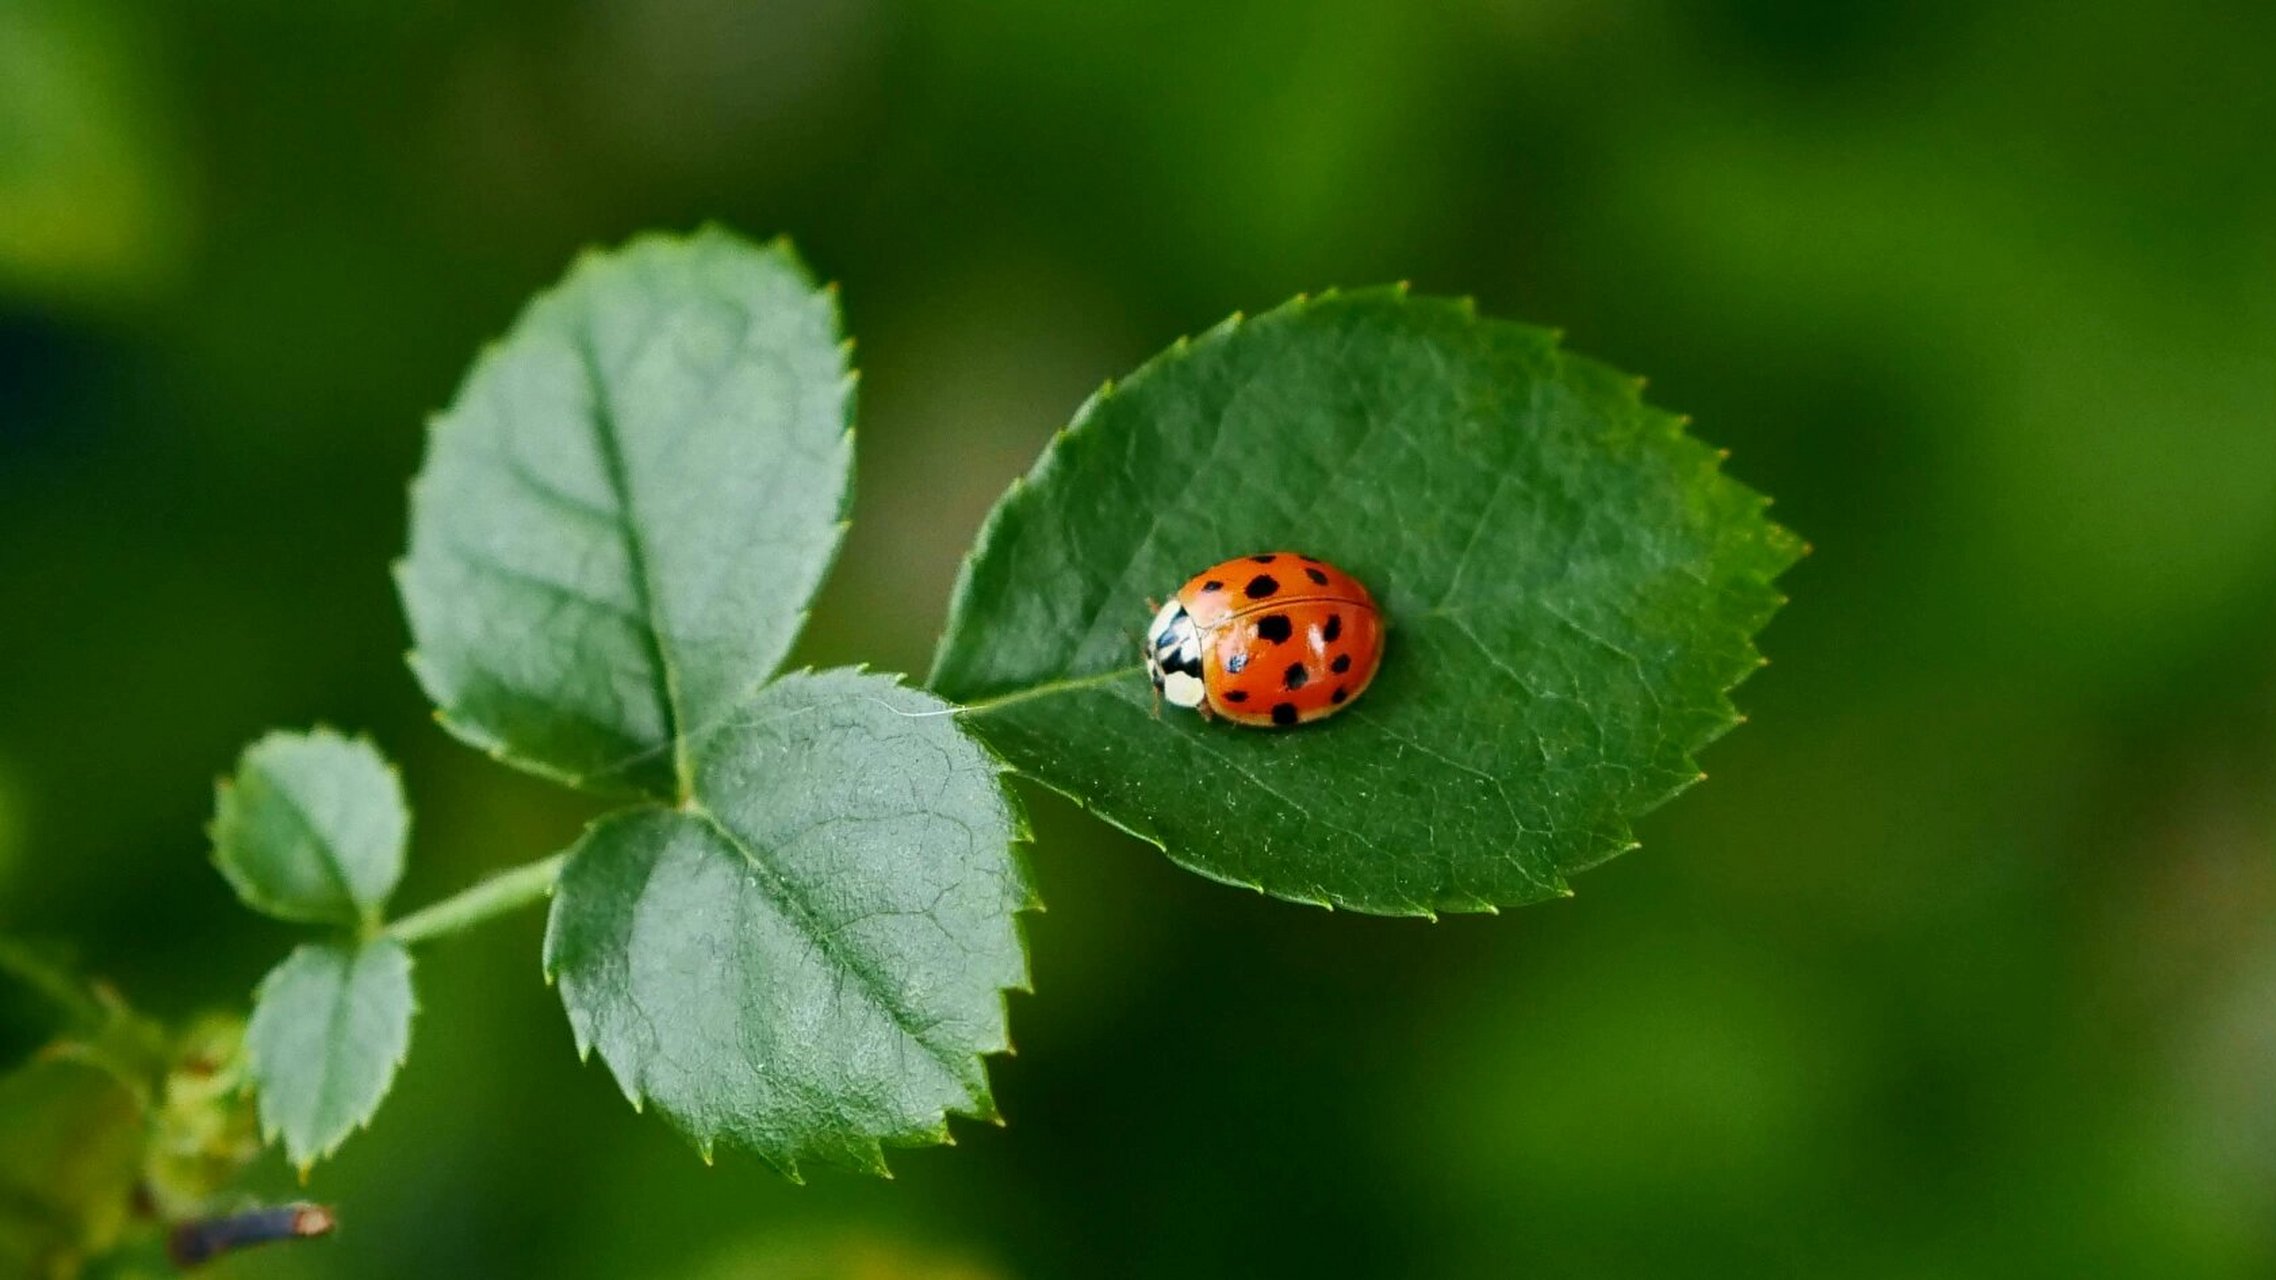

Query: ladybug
left=1144, top=552, right=1384, bottom=727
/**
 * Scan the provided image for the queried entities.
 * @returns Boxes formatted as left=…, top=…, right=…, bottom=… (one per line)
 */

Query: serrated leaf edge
left=396, top=225, right=859, bottom=804
left=210, top=725, right=408, bottom=929
left=539, top=667, right=1039, bottom=1182
left=244, top=939, right=418, bottom=1176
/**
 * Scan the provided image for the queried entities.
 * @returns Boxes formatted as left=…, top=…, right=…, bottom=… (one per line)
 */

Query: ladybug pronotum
left=1144, top=552, right=1384, bottom=727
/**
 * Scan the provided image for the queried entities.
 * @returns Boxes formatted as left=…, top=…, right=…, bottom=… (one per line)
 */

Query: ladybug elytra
left=1144, top=552, right=1383, bottom=727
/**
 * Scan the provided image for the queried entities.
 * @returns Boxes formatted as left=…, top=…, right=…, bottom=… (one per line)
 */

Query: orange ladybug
left=1145, top=552, right=1384, bottom=727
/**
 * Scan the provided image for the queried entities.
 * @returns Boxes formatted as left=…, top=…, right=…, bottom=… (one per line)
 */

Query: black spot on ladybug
left=1331, top=654, right=1352, bottom=674
left=1304, top=566, right=1329, bottom=586
left=1323, top=614, right=1343, bottom=643
left=1254, top=614, right=1293, bottom=644
left=1202, top=580, right=1223, bottom=592
left=1331, top=687, right=1348, bottom=704
left=1298, top=554, right=1320, bottom=563
left=1251, top=554, right=1278, bottom=564
left=1245, top=575, right=1279, bottom=599
left=1223, top=690, right=1248, bottom=703
left=1226, top=652, right=1248, bottom=674
left=1271, top=702, right=1299, bottom=726
left=1284, top=663, right=1309, bottom=690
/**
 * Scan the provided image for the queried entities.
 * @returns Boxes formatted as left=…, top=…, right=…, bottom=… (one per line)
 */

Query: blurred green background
left=4, top=0, right=2274, bottom=1275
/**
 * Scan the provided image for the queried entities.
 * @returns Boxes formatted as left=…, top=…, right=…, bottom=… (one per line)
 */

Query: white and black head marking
left=1145, top=598, right=1207, bottom=710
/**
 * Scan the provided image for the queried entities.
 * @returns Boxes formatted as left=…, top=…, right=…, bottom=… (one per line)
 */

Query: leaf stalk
left=384, top=853, right=566, bottom=946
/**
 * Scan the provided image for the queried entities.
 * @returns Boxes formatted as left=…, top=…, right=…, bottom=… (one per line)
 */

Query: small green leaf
left=398, top=227, right=855, bottom=800
left=212, top=729, right=407, bottom=927
left=545, top=670, right=1034, bottom=1178
left=932, top=288, right=1798, bottom=916
left=0, top=1056, right=145, bottom=1276
left=244, top=941, right=415, bottom=1172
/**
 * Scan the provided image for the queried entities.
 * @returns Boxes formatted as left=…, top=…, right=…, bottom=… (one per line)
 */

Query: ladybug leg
left=1195, top=697, right=1214, bottom=722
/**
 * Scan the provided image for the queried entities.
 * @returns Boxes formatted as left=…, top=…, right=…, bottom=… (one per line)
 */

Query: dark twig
left=167, top=1203, right=336, bottom=1269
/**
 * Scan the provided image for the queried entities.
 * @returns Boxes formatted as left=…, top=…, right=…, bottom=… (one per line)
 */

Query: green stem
left=384, top=853, right=566, bottom=947
left=0, top=935, right=106, bottom=1030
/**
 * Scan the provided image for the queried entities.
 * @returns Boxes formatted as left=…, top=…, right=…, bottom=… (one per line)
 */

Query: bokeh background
left=5, top=0, right=2275, bottom=1275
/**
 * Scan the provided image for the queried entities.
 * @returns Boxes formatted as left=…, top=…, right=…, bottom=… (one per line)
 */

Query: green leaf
left=244, top=941, right=415, bottom=1173
left=0, top=1056, right=145, bottom=1277
left=211, top=729, right=407, bottom=927
left=398, top=227, right=855, bottom=801
left=931, top=288, right=1798, bottom=917
left=545, top=670, right=1035, bottom=1178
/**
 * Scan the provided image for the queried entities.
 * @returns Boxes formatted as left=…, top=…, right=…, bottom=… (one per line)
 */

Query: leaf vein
left=685, top=807, right=975, bottom=1094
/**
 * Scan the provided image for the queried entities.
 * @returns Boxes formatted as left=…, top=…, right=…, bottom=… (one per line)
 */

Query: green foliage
left=0, top=1057, right=144, bottom=1277
left=933, top=288, right=1798, bottom=915
left=212, top=729, right=407, bottom=928
left=141, top=1015, right=260, bottom=1222
left=546, top=670, right=1033, bottom=1178
left=195, top=231, right=1789, bottom=1191
left=398, top=226, right=855, bottom=801
left=211, top=729, right=419, bottom=1172
left=0, top=954, right=264, bottom=1279
left=398, top=230, right=1033, bottom=1177
left=243, top=942, right=414, bottom=1174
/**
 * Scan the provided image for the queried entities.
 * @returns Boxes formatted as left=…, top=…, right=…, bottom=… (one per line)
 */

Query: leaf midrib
left=248, top=776, right=370, bottom=924
left=307, top=947, right=360, bottom=1157
left=571, top=322, right=688, bottom=799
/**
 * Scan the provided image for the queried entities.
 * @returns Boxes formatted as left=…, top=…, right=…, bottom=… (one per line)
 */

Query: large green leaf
left=545, top=670, right=1034, bottom=1178
left=932, top=288, right=1798, bottom=916
left=398, top=227, right=855, bottom=801
left=244, top=941, right=415, bottom=1173
left=211, top=729, right=407, bottom=927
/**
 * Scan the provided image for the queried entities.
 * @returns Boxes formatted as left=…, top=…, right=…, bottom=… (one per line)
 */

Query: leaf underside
left=398, top=226, right=855, bottom=801
left=211, top=728, right=407, bottom=927
left=244, top=940, right=415, bottom=1172
left=545, top=670, right=1035, bottom=1179
left=931, top=287, right=1800, bottom=917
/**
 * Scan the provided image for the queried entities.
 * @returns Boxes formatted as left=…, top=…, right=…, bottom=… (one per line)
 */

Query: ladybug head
left=1144, top=599, right=1207, bottom=710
